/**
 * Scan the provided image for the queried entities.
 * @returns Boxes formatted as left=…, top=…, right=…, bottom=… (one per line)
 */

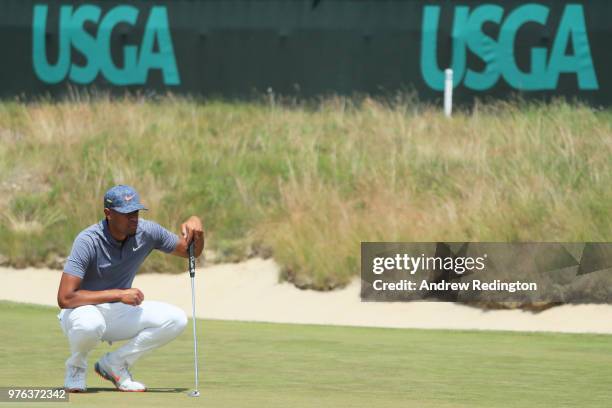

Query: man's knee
left=164, top=307, right=188, bottom=334
left=172, top=309, right=188, bottom=332
left=138, top=301, right=188, bottom=337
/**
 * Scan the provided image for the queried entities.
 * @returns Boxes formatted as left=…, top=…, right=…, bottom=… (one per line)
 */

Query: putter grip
left=188, top=240, right=196, bottom=277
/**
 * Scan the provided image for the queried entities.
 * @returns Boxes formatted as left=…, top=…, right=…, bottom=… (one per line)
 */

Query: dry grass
left=0, top=96, right=609, bottom=287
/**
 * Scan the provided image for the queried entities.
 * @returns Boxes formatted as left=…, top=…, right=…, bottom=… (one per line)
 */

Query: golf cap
left=103, top=185, right=148, bottom=213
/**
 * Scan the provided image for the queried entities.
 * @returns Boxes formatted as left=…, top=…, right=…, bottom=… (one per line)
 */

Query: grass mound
left=0, top=97, right=609, bottom=289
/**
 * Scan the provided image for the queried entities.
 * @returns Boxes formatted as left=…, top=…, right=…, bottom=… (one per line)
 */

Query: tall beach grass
left=0, top=95, right=609, bottom=289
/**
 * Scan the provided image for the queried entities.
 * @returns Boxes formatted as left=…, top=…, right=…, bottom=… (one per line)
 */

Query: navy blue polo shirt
left=64, top=218, right=179, bottom=291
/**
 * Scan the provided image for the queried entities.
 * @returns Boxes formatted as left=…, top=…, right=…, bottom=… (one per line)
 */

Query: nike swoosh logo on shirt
left=132, top=244, right=144, bottom=252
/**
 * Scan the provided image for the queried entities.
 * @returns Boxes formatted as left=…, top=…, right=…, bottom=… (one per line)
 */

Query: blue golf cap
left=103, top=185, right=148, bottom=213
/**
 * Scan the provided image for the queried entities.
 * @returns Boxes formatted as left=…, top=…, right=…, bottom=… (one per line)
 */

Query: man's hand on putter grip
left=119, top=288, right=144, bottom=306
left=181, top=216, right=204, bottom=245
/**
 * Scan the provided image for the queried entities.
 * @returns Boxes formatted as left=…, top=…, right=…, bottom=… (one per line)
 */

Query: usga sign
left=421, top=3, right=598, bottom=91
left=32, top=5, right=180, bottom=85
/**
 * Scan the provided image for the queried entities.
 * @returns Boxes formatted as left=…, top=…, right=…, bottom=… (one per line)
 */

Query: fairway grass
left=0, top=301, right=611, bottom=407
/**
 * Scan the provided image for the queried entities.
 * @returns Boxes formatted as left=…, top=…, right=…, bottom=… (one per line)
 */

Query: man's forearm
left=58, top=288, right=122, bottom=309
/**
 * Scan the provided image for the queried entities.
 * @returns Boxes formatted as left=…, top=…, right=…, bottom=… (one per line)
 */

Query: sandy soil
left=2, top=258, right=612, bottom=334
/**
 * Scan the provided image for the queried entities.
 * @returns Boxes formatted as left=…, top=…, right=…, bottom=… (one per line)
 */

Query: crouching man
left=57, top=185, right=204, bottom=392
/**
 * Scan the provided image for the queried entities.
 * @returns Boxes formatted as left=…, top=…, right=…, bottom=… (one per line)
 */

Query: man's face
left=106, top=209, right=139, bottom=237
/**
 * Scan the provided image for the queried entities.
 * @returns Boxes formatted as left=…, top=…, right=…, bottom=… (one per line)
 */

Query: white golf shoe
left=94, top=353, right=147, bottom=392
left=64, top=365, right=87, bottom=392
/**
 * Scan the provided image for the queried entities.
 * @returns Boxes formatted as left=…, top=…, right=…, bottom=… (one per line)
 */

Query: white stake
left=444, top=68, right=453, bottom=117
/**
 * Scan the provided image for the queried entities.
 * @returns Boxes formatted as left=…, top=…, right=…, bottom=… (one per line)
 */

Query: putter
left=187, top=240, right=201, bottom=397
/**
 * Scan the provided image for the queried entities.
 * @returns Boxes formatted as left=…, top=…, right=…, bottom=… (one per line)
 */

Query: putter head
left=188, top=390, right=200, bottom=397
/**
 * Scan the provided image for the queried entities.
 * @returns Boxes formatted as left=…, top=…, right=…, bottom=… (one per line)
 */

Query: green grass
left=0, top=96, right=610, bottom=288
left=1, top=301, right=612, bottom=407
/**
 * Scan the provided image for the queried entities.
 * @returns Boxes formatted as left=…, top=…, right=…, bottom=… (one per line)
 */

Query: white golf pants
left=57, top=300, right=188, bottom=369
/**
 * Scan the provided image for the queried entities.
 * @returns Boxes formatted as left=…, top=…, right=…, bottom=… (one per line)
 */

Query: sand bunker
left=2, top=258, right=611, bottom=334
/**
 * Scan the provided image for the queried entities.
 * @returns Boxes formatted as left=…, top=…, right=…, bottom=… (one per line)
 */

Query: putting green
left=1, top=301, right=611, bottom=407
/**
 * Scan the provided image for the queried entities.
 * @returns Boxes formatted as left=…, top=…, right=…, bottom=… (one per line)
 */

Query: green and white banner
left=0, top=0, right=609, bottom=104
